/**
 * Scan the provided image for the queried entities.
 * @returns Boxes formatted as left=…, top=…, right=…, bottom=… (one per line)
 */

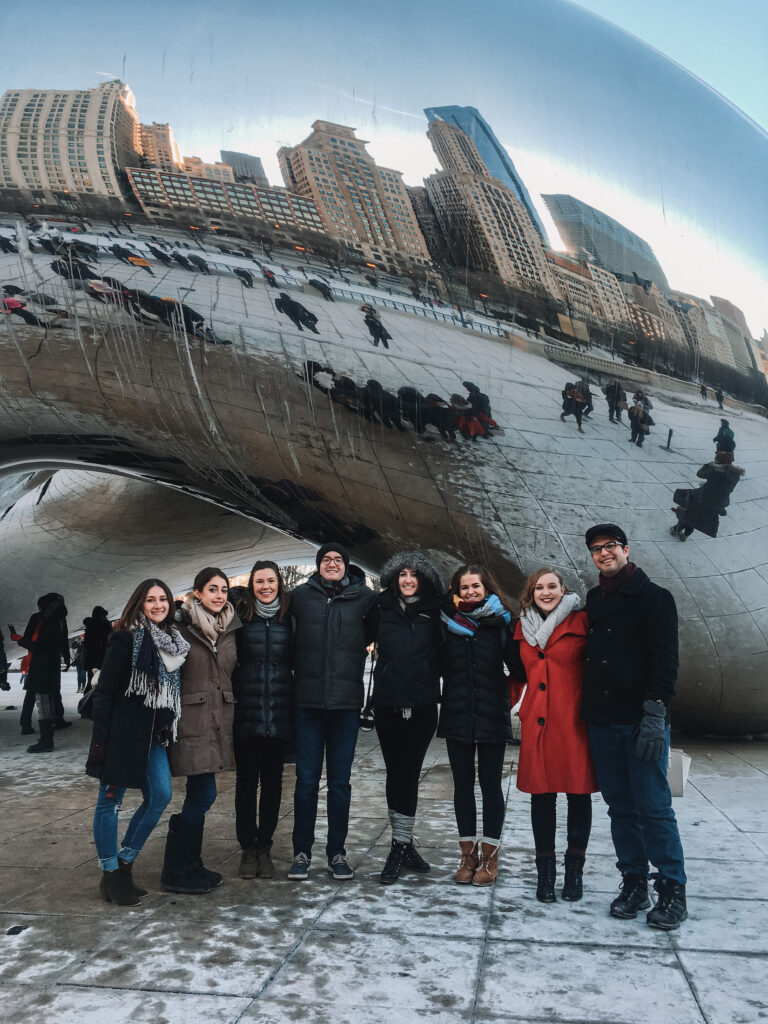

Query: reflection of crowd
left=302, top=361, right=499, bottom=441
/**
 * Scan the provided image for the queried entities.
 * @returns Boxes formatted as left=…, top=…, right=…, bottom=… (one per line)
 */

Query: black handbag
left=359, top=654, right=375, bottom=731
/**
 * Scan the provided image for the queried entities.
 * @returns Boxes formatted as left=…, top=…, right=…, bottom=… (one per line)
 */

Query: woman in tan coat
left=160, top=566, right=239, bottom=894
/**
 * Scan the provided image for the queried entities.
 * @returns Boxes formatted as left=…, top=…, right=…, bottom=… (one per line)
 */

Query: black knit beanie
left=315, top=542, right=350, bottom=573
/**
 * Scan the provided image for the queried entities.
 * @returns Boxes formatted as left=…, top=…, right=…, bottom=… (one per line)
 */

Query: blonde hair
left=519, top=568, right=567, bottom=613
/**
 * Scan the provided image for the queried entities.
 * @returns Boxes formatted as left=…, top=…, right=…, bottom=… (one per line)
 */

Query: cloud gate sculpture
left=0, top=0, right=766, bottom=735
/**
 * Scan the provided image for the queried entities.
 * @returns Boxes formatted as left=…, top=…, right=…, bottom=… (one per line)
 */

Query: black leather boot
left=118, top=857, right=148, bottom=898
left=380, top=840, right=409, bottom=885
left=401, top=838, right=430, bottom=873
left=647, top=878, right=687, bottom=930
left=535, top=855, right=557, bottom=903
left=561, top=854, right=585, bottom=901
left=100, top=868, right=140, bottom=906
left=610, top=874, right=651, bottom=918
left=160, top=814, right=212, bottom=894
left=27, top=720, right=54, bottom=753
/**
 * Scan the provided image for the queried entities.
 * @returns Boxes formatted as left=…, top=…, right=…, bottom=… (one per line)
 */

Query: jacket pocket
left=177, top=691, right=208, bottom=739
left=223, top=691, right=236, bottom=704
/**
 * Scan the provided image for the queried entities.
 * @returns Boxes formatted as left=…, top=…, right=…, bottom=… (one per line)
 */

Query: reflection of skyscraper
left=425, top=120, right=558, bottom=297
left=0, top=80, right=141, bottom=203
left=424, top=105, right=547, bottom=242
left=182, top=156, right=235, bottom=182
left=542, top=194, right=669, bottom=291
left=278, top=121, right=430, bottom=267
left=140, top=122, right=182, bottom=173
left=220, top=151, right=268, bottom=187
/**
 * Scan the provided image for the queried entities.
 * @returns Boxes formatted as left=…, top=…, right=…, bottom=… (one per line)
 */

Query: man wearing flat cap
left=581, top=524, right=687, bottom=930
left=288, top=542, right=376, bottom=881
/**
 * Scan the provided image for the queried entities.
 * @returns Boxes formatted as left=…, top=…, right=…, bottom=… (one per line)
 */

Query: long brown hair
left=518, top=567, right=567, bottom=613
left=448, top=563, right=512, bottom=612
left=240, top=560, right=290, bottom=622
left=116, top=579, right=176, bottom=633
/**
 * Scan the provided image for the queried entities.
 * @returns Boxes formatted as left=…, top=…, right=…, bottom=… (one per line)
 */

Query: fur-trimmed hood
left=379, top=550, right=444, bottom=596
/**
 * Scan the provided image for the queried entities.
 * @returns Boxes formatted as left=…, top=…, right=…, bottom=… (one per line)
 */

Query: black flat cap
left=585, top=523, right=628, bottom=548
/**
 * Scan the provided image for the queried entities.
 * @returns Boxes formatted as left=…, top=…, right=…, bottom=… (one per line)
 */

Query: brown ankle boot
left=472, top=843, right=500, bottom=886
left=454, top=840, right=479, bottom=884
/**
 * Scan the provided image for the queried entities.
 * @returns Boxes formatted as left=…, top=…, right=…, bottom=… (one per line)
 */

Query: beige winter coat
left=168, top=612, right=239, bottom=777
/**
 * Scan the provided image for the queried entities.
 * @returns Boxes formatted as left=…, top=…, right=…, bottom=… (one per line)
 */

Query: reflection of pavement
left=1, top=676, right=766, bottom=1024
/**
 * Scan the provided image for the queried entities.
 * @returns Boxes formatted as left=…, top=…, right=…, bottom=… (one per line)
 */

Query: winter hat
left=379, top=550, right=444, bottom=597
left=585, top=523, right=628, bottom=549
left=316, top=542, right=350, bottom=573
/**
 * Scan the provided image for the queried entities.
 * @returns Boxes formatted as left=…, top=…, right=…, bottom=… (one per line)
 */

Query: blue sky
left=2, top=0, right=766, bottom=335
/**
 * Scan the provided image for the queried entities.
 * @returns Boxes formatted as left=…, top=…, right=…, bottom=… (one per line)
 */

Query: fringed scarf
left=125, top=614, right=190, bottom=739
left=441, top=593, right=511, bottom=637
left=519, top=592, right=582, bottom=650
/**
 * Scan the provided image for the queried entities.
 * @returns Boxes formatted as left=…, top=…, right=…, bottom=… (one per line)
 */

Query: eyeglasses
left=320, top=556, right=345, bottom=565
left=589, top=540, right=623, bottom=555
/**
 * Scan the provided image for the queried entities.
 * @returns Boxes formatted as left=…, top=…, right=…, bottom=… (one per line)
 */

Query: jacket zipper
left=264, top=619, right=272, bottom=736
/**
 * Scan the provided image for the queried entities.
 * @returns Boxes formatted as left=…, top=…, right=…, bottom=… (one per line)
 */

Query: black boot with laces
left=380, top=840, right=409, bottom=885
left=647, top=878, right=687, bottom=930
left=401, top=838, right=430, bottom=873
left=610, top=874, right=651, bottom=919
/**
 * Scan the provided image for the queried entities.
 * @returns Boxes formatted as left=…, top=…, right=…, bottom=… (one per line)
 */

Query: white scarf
left=520, top=592, right=582, bottom=650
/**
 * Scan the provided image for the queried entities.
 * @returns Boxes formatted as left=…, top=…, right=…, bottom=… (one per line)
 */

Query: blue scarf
left=441, top=593, right=511, bottom=637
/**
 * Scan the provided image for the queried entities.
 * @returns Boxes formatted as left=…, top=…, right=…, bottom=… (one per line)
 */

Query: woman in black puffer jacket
left=439, top=563, right=516, bottom=888
left=232, top=560, right=294, bottom=881
left=369, top=551, right=443, bottom=885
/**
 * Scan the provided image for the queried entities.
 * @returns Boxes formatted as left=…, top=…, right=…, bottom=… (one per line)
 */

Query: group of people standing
left=20, top=523, right=687, bottom=932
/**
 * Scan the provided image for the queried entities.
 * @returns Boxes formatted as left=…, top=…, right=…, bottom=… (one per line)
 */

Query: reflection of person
left=574, top=379, right=594, bottom=417
left=560, top=383, right=585, bottom=433
left=83, top=606, right=111, bottom=687
left=462, top=381, right=498, bottom=431
left=10, top=625, right=35, bottom=734
left=671, top=451, right=744, bottom=540
left=162, top=568, right=239, bottom=895
left=363, top=380, right=406, bottom=431
left=288, top=544, right=377, bottom=881
left=713, top=419, right=735, bottom=453
left=715, top=386, right=724, bottom=410
left=628, top=401, right=650, bottom=446
left=20, top=594, right=71, bottom=753
left=87, top=579, right=189, bottom=906
left=439, top=565, right=515, bottom=887
left=369, top=552, right=442, bottom=884
left=582, top=524, right=687, bottom=931
left=232, top=562, right=294, bottom=881
left=700, top=384, right=707, bottom=400
left=512, top=569, right=597, bottom=903
left=275, top=292, right=319, bottom=333
left=605, top=380, right=627, bottom=423
left=364, top=309, right=392, bottom=348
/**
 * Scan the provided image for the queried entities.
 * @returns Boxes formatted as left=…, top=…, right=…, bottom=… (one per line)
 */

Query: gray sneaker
left=328, top=854, right=354, bottom=880
left=288, top=852, right=310, bottom=880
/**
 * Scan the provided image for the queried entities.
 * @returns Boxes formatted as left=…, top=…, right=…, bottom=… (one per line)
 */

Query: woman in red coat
left=512, top=568, right=597, bottom=904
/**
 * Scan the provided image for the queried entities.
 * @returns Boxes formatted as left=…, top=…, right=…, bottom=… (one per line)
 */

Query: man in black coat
left=582, top=524, right=687, bottom=930
left=288, top=543, right=377, bottom=881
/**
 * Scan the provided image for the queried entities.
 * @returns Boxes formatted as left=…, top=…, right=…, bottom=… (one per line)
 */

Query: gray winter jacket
left=291, top=571, right=377, bottom=710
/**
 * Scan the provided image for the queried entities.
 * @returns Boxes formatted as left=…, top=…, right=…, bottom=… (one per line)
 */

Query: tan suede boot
left=472, top=843, right=500, bottom=886
left=454, top=840, right=479, bottom=884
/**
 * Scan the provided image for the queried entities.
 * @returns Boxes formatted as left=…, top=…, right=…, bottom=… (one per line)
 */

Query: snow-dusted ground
left=0, top=673, right=766, bottom=1023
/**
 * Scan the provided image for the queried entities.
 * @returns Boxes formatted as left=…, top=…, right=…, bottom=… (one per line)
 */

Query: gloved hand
left=0, top=674, right=9, bottom=692
left=635, top=700, right=667, bottom=762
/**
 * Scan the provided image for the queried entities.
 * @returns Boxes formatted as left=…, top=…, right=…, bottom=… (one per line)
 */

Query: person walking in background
left=83, top=606, right=111, bottom=688
left=715, top=385, right=724, bottom=410
left=605, top=380, right=627, bottom=423
left=512, top=569, right=598, bottom=903
left=20, top=594, right=71, bottom=753
left=275, top=292, right=320, bottom=334
left=288, top=543, right=377, bottom=881
left=713, top=419, right=735, bottom=454
left=439, top=564, right=515, bottom=887
left=232, top=561, right=294, bottom=881
left=86, top=579, right=189, bottom=906
left=369, top=551, right=443, bottom=884
left=162, top=568, right=239, bottom=894
left=462, top=381, right=499, bottom=433
left=9, top=624, right=36, bottom=735
left=560, top=383, right=585, bottom=433
left=574, top=379, right=594, bottom=418
left=582, top=524, right=687, bottom=930
left=71, top=633, right=87, bottom=693
left=700, top=383, right=707, bottom=400
left=628, top=401, right=651, bottom=447
left=671, top=450, right=745, bottom=541
left=364, top=308, right=392, bottom=349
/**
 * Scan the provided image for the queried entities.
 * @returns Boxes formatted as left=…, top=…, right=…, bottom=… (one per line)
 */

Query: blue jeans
left=92, top=743, right=173, bottom=871
left=588, top=723, right=686, bottom=885
left=180, top=772, right=217, bottom=824
left=292, top=708, right=360, bottom=861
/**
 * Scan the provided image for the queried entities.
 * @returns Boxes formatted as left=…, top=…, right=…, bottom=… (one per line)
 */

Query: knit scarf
left=125, top=615, right=190, bottom=738
left=519, top=592, right=581, bottom=649
left=255, top=595, right=281, bottom=619
left=184, top=595, right=234, bottom=644
left=599, top=561, right=638, bottom=597
left=442, top=593, right=511, bottom=636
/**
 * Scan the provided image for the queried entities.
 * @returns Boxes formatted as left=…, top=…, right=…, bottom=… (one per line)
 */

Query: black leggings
left=234, top=736, right=287, bottom=851
left=375, top=704, right=437, bottom=816
left=530, top=792, right=592, bottom=855
left=446, top=739, right=507, bottom=840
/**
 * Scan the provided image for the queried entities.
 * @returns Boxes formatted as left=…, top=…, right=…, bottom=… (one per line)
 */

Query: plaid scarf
left=442, top=593, right=511, bottom=637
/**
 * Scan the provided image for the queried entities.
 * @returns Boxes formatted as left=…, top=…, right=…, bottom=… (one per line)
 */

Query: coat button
left=537, top=717, right=545, bottom=725
left=601, top=659, right=608, bottom=665
left=606, top=628, right=612, bottom=634
left=588, top=627, right=594, bottom=633
left=537, top=651, right=545, bottom=660
left=585, top=657, right=590, bottom=663
left=539, top=683, right=546, bottom=691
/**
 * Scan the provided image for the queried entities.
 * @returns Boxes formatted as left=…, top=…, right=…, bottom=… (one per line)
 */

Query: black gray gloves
left=635, top=699, right=667, bottom=762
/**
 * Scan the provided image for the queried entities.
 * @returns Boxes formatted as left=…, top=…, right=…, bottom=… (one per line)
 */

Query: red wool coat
left=512, top=610, right=598, bottom=795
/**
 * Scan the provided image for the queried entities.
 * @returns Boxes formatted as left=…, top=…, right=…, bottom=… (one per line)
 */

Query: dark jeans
left=20, top=689, right=36, bottom=730
left=375, top=704, right=437, bottom=817
left=292, top=708, right=359, bottom=861
left=588, top=723, right=686, bottom=884
left=608, top=400, right=623, bottom=422
left=630, top=422, right=645, bottom=446
left=446, top=739, right=507, bottom=840
left=179, top=772, right=217, bottom=825
left=530, top=792, right=592, bottom=854
left=234, top=736, right=286, bottom=851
